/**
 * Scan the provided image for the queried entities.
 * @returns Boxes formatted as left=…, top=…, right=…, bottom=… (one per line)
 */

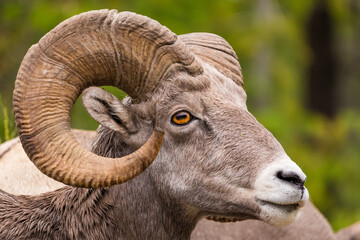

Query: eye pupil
left=175, top=114, right=188, bottom=120
left=172, top=111, right=192, bottom=125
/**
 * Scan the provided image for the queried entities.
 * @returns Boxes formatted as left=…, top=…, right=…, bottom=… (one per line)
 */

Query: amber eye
left=171, top=111, right=193, bottom=126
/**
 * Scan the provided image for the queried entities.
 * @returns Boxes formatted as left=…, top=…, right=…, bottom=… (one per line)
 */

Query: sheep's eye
left=171, top=111, right=193, bottom=126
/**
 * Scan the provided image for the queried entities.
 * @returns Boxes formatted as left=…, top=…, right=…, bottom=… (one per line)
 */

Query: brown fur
left=0, top=188, right=116, bottom=239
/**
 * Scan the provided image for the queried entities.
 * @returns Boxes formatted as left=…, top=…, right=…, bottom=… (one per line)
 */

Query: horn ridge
left=180, top=32, right=243, bottom=86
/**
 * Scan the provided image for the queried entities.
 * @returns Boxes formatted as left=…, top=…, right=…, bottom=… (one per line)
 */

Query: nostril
left=276, top=170, right=305, bottom=187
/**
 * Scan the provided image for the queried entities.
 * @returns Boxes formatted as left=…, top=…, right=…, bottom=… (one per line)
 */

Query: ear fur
left=82, top=87, right=137, bottom=136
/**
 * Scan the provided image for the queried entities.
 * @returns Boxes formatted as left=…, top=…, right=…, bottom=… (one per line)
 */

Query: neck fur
left=109, top=172, right=197, bottom=239
left=91, top=127, right=198, bottom=239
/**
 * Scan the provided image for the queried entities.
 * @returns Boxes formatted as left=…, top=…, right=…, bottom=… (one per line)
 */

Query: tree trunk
left=306, top=0, right=338, bottom=118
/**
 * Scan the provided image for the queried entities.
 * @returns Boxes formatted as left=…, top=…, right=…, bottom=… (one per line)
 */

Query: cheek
left=204, top=154, right=255, bottom=188
left=152, top=140, right=206, bottom=187
left=154, top=129, right=262, bottom=194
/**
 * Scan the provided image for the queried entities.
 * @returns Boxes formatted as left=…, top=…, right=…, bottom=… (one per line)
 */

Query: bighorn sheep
left=0, top=10, right=310, bottom=239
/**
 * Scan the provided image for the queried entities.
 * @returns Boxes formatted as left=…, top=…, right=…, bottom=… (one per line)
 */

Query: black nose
left=276, top=170, right=305, bottom=187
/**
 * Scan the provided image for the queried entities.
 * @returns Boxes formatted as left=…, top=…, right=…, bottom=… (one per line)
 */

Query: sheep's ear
left=82, top=87, right=137, bottom=135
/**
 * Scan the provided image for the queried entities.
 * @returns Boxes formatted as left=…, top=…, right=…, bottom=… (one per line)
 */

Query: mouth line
left=257, top=199, right=301, bottom=212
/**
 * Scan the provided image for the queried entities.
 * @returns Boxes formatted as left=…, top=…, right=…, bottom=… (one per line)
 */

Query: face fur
left=144, top=64, right=308, bottom=225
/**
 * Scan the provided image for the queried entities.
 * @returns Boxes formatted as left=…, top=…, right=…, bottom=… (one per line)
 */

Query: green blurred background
left=0, top=0, right=359, bottom=231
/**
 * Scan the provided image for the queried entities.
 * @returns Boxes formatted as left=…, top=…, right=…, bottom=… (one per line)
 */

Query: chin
left=258, top=199, right=305, bottom=226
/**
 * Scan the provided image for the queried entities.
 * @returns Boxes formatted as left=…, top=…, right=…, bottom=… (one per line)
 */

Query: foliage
left=0, top=95, right=17, bottom=143
left=0, top=0, right=359, bottom=231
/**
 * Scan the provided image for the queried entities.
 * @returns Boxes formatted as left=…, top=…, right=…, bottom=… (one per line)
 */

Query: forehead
left=204, top=65, right=247, bottom=109
left=160, top=64, right=247, bottom=110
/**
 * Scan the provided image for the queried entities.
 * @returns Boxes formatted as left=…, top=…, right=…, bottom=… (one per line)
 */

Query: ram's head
left=14, top=10, right=308, bottom=226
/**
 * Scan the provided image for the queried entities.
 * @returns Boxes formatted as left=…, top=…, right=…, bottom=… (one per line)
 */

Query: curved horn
left=179, top=33, right=243, bottom=86
left=13, top=10, right=203, bottom=188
